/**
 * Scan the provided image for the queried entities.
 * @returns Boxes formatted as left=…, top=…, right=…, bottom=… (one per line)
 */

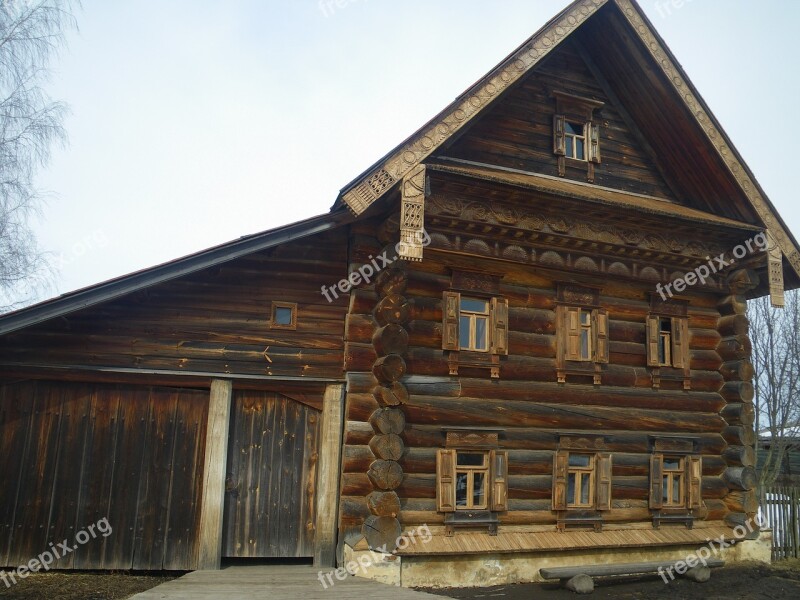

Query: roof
left=334, top=0, right=800, bottom=281
left=0, top=211, right=352, bottom=336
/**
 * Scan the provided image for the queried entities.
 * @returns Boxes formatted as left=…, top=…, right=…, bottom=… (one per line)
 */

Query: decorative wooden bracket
left=399, top=164, right=426, bottom=262
left=767, top=230, right=785, bottom=308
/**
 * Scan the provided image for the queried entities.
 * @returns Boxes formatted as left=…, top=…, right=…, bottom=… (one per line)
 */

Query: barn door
left=222, top=391, right=320, bottom=558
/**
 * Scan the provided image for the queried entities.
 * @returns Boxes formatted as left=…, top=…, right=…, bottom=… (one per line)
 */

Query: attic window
left=270, top=301, right=296, bottom=330
left=551, top=91, right=604, bottom=181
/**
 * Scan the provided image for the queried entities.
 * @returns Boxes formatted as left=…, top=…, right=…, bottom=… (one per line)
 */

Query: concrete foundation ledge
left=344, top=530, right=772, bottom=588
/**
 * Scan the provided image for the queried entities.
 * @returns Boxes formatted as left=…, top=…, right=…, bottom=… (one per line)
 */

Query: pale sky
left=31, top=0, right=800, bottom=301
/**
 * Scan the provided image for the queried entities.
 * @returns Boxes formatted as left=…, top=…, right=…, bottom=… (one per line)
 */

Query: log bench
left=540, top=558, right=725, bottom=593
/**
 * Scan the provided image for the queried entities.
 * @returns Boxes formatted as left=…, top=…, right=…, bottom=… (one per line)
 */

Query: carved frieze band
left=341, top=0, right=609, bottom=215
left=614, top=0, right=800, bottom=282
left=767, top=230, right=785, bottom=308
left=399, top=164, right=426, bottom=262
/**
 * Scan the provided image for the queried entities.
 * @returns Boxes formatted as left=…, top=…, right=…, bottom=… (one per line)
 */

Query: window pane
left=580, top=330, right=590, bottom=359
left=274, top=306, right=293, bottom=325
left=658, top=336, right=667, bottom=364
left=569, top=454, right=591, bottom=468
left=457, top=452, right=486, bottom=467
left=581, top=474, right=591, bottom=505
left=672, top=477, right=681, bottom=504
left=473, top=472, right=485, bottom=506
left=461, top=298, right=488, bottom=313
left=565, top=122, right=583, bottom=135
left=662, top=475, right=670, bottom=503
left=566, top=137, right=573, bottom=158
left=664, top=458, right=682, bottom=471
left=456, top=473, right=468, bottom=507
left=475, top=317, right=487, bottom=350
left=459, top=316, right=470, bottom=349
left=660, top=318, right=671, bottom=333
left=580, top=311, right=591, bottom=325
left=576, top=139, right=585, bottom=160
left=567, top=473, right=576, bottom=505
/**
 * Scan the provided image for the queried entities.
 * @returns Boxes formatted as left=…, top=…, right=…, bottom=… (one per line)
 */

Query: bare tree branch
left=0, top=0, right=78, bottom=311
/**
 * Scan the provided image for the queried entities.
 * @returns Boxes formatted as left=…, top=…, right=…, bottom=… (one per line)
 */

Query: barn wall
left=0, top=380, right=208, bottom=570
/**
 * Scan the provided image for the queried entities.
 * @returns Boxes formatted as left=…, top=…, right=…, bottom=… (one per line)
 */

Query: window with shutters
left=647, top=315, right=688, bottom=369
left=437, top=447, right=508, bottom=514
left=649, top=451, right=702, bottom=526
left=552, top=92, right=603, bottom=181
left=557, top=306, right=608, bottom=364
left=442, top=290, right=509, bottom=378
left=552, top=450, right=612, bottom=514
left=661, top=456, right=685, bottom=507
left=564, top=121, right=587, bottom=161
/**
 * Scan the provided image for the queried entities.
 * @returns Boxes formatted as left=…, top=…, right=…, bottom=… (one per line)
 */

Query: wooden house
left=0, top=0, right=796, bottom=586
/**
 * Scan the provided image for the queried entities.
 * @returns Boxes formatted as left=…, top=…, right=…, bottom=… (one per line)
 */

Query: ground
left=0, top=571, right=177, bottom=599
left=427, top=561, right=800, bottom=600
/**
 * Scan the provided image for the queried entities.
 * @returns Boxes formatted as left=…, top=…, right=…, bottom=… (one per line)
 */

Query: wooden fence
left=759, top=485, right=800, bottom=560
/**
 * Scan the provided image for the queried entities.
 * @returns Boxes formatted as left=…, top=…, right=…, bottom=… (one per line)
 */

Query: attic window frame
left=270, top=301, right=297, bottom=330
left=552, top=91, right=604, bottom=182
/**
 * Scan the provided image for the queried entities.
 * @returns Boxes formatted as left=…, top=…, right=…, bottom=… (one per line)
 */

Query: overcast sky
left=31, top=0, right=800, bottom=301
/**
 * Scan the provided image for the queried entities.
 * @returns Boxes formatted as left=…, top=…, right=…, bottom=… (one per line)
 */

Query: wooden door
left=222, top=391, right=320, bottom=558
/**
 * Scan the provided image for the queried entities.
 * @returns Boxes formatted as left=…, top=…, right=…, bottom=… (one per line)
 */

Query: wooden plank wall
left=339, top=234, right=737, bottom=535
left=0, top=380, right=208, bottom=570
left=222, top=390, right=320, bottom=558
left=444, top=36, right=676, bottom=201
left=0, top=230, right=349, bottom=380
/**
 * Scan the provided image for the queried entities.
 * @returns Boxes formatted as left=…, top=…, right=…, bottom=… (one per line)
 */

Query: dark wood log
left=690, top=349, right=723, bottom=372
left=367, top=460, right=403, bottom=491
left=508, top=307, right=556, bottom=335
left=371, top=355, right=406, bottom=383
left=719, top=381, right=754, bottom=403
left=375, top=268, right=407, bottom=297
left=717, top=294, right=747, bottom=317
left=719, top=360, right=754, bottom=382
left=345, top=342, right=378, bottom=372
left=372, top=324, right=409, bottom=357
left=723, top=490, right=759, bottom=514
left=345, top=313, right=376, bottom=345
left=362, top=515, right=402, bottom=551
left=723, top=466, right=757, bottom=491
left=722, top=425, right=755, bottom=447
left=366, top=491, right=401, bottom=517
left=371, top=382, right=409, bottom=406
left=716, top=335, right=752, bottom=362
left=726, top=269, right=759, bottom=296
left=718, top=314, right=750, bottom=337
left=374, top=294, right=411, bottom=326
left=689, top=328, right=722, bottom=351
left=722, top=445, right=755, bottom=467
left=368, top=434, right=404, bottom=461
left=724, top=512, right=760, bottom=539
left=720, top=402, right=755, bottom=427
left=369, top=407, right=406, bottom=435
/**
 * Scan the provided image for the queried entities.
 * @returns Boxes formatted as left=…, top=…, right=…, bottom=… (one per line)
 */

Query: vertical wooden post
left=314, top=383, right=345, bottom=567
left=197, top=379, right=233, bottom=570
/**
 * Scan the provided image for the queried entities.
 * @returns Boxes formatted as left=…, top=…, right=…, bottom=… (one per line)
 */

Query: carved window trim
left=270, top=301, right=297, bottom=330
left=648, top=436, right=702, bottom=528
left=647, top=295, right=690, bottom=389
left=552, top=91, right=604, bottom=182
left=555, top=284, right=608, bottom=384
left=552, top=441, right=612, bottom=531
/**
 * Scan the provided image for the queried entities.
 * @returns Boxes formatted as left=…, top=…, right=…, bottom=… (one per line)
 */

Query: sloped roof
left=335, top=0, right=800, bottom=281
left=0, top=211, right=351, bottom=336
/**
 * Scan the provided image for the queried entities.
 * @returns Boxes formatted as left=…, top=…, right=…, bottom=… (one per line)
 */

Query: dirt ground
left=426, top=560, right=800, bottom=600
left=0, top=571, right=177, bottom=599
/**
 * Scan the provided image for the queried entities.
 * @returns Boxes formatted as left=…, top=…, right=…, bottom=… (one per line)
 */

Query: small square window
left=270, top=302, right=296, bottom=330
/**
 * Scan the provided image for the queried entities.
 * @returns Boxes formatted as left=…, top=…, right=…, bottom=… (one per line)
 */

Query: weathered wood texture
left=222, top=391, right=320, bottom=558
left=0, top=231, right=349, bottom=379
left=0, top=380, right=208, bottom=570
left=314, top=383, right=345, bottom=567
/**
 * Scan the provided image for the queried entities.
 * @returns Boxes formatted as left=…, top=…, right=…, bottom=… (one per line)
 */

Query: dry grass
left=0, top=571, right=178, bottom=599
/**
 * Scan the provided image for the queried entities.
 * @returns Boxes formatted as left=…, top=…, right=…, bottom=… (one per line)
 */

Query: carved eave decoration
left=335, top=0, right=800, bottom=290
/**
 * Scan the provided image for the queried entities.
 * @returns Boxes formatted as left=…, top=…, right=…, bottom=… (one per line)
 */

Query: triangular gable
left=337, top=0, right=800, bottom=280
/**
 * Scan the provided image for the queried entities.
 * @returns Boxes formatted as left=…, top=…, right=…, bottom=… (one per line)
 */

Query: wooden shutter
left=490, top=297, right=509, bottom=356
left=596, top=453, right=612, bottom=511
left=564, top=307, right=582, bottom=361
left=671, top=317, right=688, bottom=369
left=593, top=309, right=609, bottom=363
left=442, top=291, right=460, bottom=351
left=649, top=454, right=663, bottom=509
left=553, top=114, right=566, bottom=155
left=687, top=456, right=702, bottom=509
left=490, top=449, right=508, bottom=512
left=588, top=121, right=601, bottom=163
left=552, top=450, right=568, bottom=510
left=646, top=315, right=660, bottom=367
left=436, top=449, right=456, bottom=512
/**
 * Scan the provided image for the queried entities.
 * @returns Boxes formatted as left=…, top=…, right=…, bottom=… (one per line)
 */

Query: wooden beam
left=197, top=379, right=233, bottom=570
left=314, top=383, right=345, bottom=567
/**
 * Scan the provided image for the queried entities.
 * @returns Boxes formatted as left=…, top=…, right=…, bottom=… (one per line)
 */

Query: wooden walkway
left=129, top=564, right=442, bottom=599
